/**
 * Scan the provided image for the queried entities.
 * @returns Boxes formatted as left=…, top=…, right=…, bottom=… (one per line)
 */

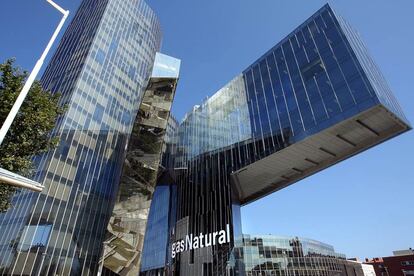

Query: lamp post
left=0, top=1, right=69, bottom=192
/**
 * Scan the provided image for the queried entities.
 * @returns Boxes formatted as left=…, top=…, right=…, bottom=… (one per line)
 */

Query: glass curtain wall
left=168, top=4, right=409, bottom=276
left=0, top=0, right=162, bottom=275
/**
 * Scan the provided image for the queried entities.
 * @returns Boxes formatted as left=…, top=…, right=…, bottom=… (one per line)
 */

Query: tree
left=0, top=59, right=64, bottom=212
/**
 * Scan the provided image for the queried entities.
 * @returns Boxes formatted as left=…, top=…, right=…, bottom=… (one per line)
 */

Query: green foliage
left=0, top=59, right=64, bottom=212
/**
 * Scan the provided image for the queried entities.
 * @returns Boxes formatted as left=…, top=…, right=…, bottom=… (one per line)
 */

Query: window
left=95, top=49, right=106, bottom=65
left=301, top=58, right=325, bottom=81
left=18, top=224, right=52, bottom=252
left=128, top=65, right=136, bottom=80
left=402, top=261, right=414, bottom=266
left=93, top=104, right=105, bottom=122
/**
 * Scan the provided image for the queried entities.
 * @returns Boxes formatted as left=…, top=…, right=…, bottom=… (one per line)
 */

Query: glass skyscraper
left=0, top=0, right=179, bottom=275
left=141, top=4, right=410, bottom=276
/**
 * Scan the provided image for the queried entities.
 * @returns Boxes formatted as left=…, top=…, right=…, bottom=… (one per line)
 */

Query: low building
left=233, top=235, right=365, bottom=276
left=365, top=249, right=414, bottom=276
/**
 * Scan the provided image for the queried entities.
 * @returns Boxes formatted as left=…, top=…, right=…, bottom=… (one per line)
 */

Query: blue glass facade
left=141, top=185, right=173, bottom=272
left=174, top=4, right=409, bottom=168
left=147, top=4, right=410, bottom=276
left=0, top=0, right=164, bottom=275
left=334, top=11, right=408, bottom=124
left=174, top=4, right=410, bottom=186
left=242, top=3, right=402, bottom=147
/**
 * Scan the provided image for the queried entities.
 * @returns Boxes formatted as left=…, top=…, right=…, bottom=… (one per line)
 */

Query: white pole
left=0, top=1, right=69, bottom=146
left=0, top=1, right=69, bottom=192
left=0, top=169, right=43, bottom=192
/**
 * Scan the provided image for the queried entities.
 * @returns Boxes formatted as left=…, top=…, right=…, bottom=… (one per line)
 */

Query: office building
left=0, top=1, right=410, bottom=276
left=234, top=235, right=365, bottom=276
left=141, top=3, right=410, bottom=276
left=0, top=0, right=179, bottom=275
left=365, top=249, right=414, bottom=276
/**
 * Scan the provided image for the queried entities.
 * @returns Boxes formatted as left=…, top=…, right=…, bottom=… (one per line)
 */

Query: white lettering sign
left=171, top=224, right=231, bottom=258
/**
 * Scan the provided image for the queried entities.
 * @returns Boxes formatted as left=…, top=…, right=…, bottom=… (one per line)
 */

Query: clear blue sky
left=1, top=0, right=413, bottom=260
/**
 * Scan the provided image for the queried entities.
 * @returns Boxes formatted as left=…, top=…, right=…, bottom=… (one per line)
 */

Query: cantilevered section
left=229, top=4, right=412, bottom=205
left=231, top=104, right=410, bottom=205
left=162, top=4, right=411, bottom=275
left=0, top=168, right=43, bottom=192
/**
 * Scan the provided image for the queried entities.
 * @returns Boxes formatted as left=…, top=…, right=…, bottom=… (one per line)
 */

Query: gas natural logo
left=171, top=224, right=231, bottom=258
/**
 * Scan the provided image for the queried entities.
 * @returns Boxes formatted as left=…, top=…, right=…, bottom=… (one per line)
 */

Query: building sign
left=172, top=224, right=231, bottom=258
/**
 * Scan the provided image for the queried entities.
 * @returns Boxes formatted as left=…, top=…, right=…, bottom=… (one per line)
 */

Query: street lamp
left=0, top=0, right=69, bottom=192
